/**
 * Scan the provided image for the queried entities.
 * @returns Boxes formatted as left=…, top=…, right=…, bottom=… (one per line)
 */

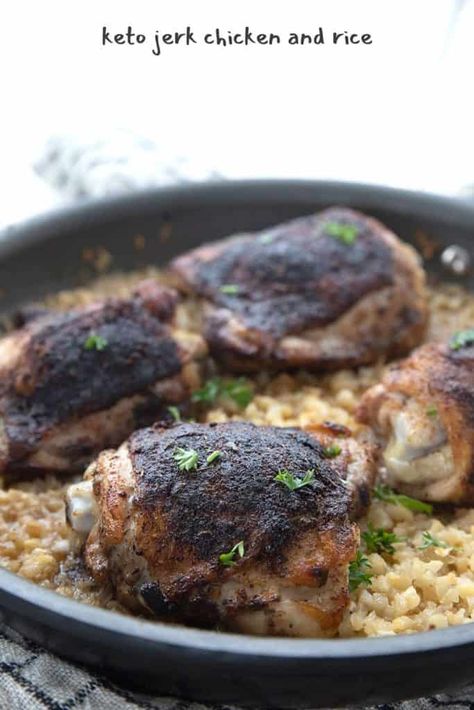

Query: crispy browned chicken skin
left=0, top=281, right=205, bottom=475
left=66, top=421, right=378, bottom=637
left=304, top=421, right=377, bottom=519
left=358, top=335, right=474, bottom=504
left=168, top=207, right=428, bottom=372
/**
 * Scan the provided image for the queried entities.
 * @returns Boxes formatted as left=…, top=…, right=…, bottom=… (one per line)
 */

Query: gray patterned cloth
left=1, top=132, right=473, bottom=708
left=1, top=622, right=474, bottom=709
left=34, top=131, right=221, bottom=199
left=0, top=624, right=202, bottom=709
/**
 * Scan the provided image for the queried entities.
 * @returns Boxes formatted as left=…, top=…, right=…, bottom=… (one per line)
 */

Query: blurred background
left=1, top=0, right=473, bottom=229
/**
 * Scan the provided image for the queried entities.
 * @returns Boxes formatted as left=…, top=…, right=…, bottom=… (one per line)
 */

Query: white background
left=1, top=0, right=473, bottom=224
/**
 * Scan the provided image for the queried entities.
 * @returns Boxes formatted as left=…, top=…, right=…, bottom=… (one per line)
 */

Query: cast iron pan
left=0, top=181, right=473, bottom=708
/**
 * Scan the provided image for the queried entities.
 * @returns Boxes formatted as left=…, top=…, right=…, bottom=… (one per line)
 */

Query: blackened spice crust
left=438, top=344, right=474, bottom=427
left=1, top=294, right=182, bottom=459
left=129, top=421, right=351, bottom=568
left=171, top=207, right=394, bottom=338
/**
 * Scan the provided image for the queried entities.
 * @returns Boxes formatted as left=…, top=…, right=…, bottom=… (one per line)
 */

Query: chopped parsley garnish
left=192, top=377, right=253, bottom=409
left=426, top=405, right=438, bottom=418
left=362, top=523, right=401, bottom=555
left=449, top=329, right=474, bottom=351
left=173, top=447, right=199, bottom=471
left=220, top=284, right=240, bottom=295
left=322, top=444, right=342, bottom=459
left=167, top=406, right=181, bottom=422
left=418, top=531, right=449, bottom=550
left=219, top=540, right=245, bottom=567
left=191, top=378, right=221, bottom=404
left=349, top=551, right=373, bottom=592
left=222, top=378, right=253, bottom=408
left=274, top=468, right=315, bottom=491
left=324, top=221, right=358, bottom=245
left=374, top=484, right=433, bottom=515
left=206, top=450, right=221, bottom=464
left=84, top=332, right=108, bottom=351
left=260, top=233, right=274, bottom=245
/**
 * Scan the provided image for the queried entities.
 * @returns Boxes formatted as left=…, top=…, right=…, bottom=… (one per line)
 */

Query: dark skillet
left=0, top=181, right=473, bottom=708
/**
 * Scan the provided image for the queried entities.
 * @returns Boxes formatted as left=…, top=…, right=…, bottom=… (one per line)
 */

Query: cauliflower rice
left=0, top=272, right=473, bottom=637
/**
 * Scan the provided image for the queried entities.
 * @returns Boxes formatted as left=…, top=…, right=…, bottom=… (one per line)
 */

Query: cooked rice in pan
left=0, top=272, right=473, bottom=637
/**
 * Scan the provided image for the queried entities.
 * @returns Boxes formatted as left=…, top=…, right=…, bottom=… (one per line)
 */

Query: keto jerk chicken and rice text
left=0, top=206, right=473, bottom=639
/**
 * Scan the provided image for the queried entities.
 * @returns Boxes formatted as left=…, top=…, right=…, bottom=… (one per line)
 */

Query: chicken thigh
left=358, top=331, right=474, bottom=504
left=304, top=421, right=377, bottom=518
left=169, top=207, right=428, bottom=372
left=0, top=281, right=206, bottom=475
left=67, top=421, right=376, bottom=637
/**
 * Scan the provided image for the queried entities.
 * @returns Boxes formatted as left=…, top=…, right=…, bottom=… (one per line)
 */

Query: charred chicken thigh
left=304, top=421, right=377, bottom=519
left=67, top=420, right=377, bottom=637
left=169, top=207, right=428, bottom=371
left=0, top=281, right=205, bottom=475
left=358, top=332, right=474, bottom=504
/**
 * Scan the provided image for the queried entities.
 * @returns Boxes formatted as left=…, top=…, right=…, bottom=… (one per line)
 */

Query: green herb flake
left=84, top=333, right=108, bottom=351
left=260, top=234, right=274, bottom=245
left=221, top=378, right=253, bottom=408
left=426, top=405, right=438, bottom=418
left=167, top=406, right=181, bottom=422
left=322, top=444, right=342, bottom=459
left=349, top=551, right=373, bottom=592
left=362, top=523, right=401, bottom=555
left=274, top=469, right=315, bottom=491
left=219, top=540, right=245, bottom=567
left=192, top=377, right=253, bottom=409
left=324, top=221, right=358, bottom=245
left=191, top=378, right=221, bottom=404
left=449, top=329, right=474, bottom=351
left=418, top=531, right=449, bottom=551
left=206, top=450, right=221, bottom=464
left=173, top=447, right=199, bottom=472
left=374, top=484, right=433, bottom=515
left=220, top=284, right=240, bottom=295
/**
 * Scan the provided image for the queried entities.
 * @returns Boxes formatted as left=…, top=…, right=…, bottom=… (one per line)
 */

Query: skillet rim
left=2, top=563, right=474, bottom=659
left=0, top=178, right=473, bottom=664
left=1, top=179, right=474, bottom=258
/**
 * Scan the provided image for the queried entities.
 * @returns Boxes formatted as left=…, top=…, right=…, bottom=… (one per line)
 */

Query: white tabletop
left=1, top=0, right=473, bottom=226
